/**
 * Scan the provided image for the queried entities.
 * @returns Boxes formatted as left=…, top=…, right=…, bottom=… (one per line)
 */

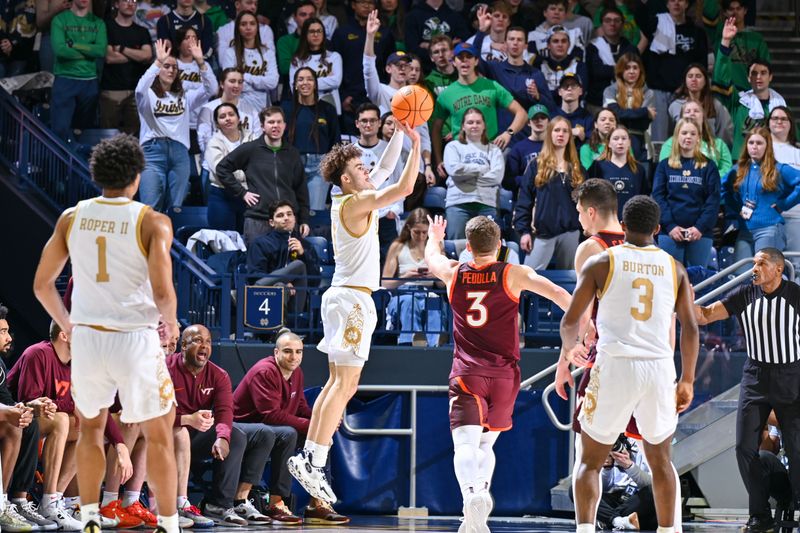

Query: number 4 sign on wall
left=243, top=286, right=285, bottom=330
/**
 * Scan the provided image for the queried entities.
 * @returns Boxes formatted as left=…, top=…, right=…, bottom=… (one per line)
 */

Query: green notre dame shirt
left=431, top=77, right=513, bottom=140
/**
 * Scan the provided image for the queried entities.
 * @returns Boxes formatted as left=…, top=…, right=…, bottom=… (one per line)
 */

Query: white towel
left=649, top=13, right=676, bottom=55
left=738, top=89, right=786, bottom=120
left=591, top=36, right=615, bottom=66
left=187, top=229, right=247, bottom=254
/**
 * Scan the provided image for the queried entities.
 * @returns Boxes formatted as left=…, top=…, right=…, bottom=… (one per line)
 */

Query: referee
left=696, top=247, right=800, bottom=533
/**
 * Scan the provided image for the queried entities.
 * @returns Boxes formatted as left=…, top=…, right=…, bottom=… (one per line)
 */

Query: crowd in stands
left=4, top=0, right=800, bottom=341
left=0, top=302, right=351, bottom=530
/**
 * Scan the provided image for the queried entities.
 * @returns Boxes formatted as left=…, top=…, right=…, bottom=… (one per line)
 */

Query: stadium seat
left=306, top=235, right=332, bottom=265
left=167, top=206, right=208, bottom=231
left=443, top=240, right=458, bottom=260
left=423, top=186, right=446, bottom=214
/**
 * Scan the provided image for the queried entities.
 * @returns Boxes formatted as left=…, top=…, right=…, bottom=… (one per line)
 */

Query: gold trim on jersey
left=341, top=303, right=365, bottom=355
left=670, top=256, right=678, bottom=300
left=65, top=205, right=79, bottom=243
left=155, top=351, right=176, bottom=409
left=136, top=206, right=150, bottom=257
left=621, top=244, right=661, bottom=252
left=79, top=324, right=123, bottom=332
left=339, top=194, right=373, bottom=239
left=582, top=364, right=600, bottom=424
left=598, top=248, right=615, bottom=299
left=342, top=285, right=373, bottom=295
left=94, top=198, right=134, bottom=206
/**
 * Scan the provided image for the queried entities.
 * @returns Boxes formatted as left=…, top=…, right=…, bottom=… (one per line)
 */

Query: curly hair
left=319, top=143, right=362, bottom=186
left=622, top=195, right=660, bottom=236
left=90, top=134, right=145, bottom=189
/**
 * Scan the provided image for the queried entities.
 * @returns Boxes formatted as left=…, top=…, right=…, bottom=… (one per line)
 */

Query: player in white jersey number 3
left=558, top=196, right=699, bottom=533
left=33, top=135, right=180, bottom=533
left=287, top=122, right=421, bottom=502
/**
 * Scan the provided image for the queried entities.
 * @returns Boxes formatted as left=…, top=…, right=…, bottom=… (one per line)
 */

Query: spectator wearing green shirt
left=713, top=18, right=784, bottom=159
left=50, top=0, right=107, bottom=140
left=430, top=42, right=526, bottom=180
left=711, top=0, right=769, bottom=93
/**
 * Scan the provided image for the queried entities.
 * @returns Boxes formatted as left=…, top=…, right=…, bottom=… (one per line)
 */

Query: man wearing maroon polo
left=233, top=329, right=349, bottom=525
left=168, top=324, right=274, bottom=526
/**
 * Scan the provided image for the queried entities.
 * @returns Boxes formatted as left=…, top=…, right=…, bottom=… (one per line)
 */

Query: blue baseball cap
left=386, top=51, right=411, bottom=65
left=453, top=42, right=479, bottom=57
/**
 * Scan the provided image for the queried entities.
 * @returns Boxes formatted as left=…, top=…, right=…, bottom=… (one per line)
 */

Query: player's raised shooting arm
left=33, top=209, right=74, bottom=335
left=560, top=254, right=606, bottom=354
left=369, top=126, right=405, bottom=189
left=348, top=122, right=421, bottom=218
left=143, top=210, right=178, bottom=329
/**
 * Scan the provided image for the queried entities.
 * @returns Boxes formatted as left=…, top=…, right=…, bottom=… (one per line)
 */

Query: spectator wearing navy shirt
left=653, top=118, right=721, bottom=268
left=505, top=104, right=549, bottom=193
left=404, top=0, right=469, bottom=67
left=155, top=0, right=214, bottom=61
left=554, top=74, right=593, bottom=149
left=588, top=126, right=647, bottom=219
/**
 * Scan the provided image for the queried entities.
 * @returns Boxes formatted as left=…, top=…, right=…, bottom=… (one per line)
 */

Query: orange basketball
left=390, top=85, right=434, bottom=129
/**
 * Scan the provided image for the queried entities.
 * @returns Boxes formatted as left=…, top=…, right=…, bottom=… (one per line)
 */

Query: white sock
left=177, top=496, right=189, bottom=510
left=122, top=491, right=140, bottom=508
left=42, top=493, right=58, bottom=511
left=158, top=513, right=180, bottom=533
left=576, top=524, right=595, bottom=533
left=101, top=491, right=118, bottom=507
left=656, top=527, right=676, bottom=533
left=304, top=441, right=330, bottom=469
left=80, top=503, right=100, bottom=528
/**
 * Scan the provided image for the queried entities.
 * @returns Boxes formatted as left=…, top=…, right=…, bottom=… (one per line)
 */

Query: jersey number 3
left=465, top=291, right=489, bottom=327
left=96, top=236, right=110, bottom=283
left=630, top=277, right=653, bottom=321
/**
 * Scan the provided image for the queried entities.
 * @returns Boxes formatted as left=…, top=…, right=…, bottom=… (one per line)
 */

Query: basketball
left=390, top=85, right=434, bottom=129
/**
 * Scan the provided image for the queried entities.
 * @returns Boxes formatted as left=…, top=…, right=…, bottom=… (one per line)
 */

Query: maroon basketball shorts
left=448, top=373, right=520, bottom=432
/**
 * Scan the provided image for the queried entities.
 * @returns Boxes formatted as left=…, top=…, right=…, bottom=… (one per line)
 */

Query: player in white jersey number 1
left=559, top=196, right=699, bottom=533
left=33, top=135, right=180, bottom=533
left=287, top=121, right=421, bottom=503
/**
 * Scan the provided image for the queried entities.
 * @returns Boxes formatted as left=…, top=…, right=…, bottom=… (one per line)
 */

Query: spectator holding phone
left=652, top=118, right=720, bottom=268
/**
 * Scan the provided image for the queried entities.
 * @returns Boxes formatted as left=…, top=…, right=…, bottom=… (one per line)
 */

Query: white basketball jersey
left=595, top=244, right=678, bottom=359
left=330, top=194, right=380, bottom=291
left=66, top=197, right=159, bottom=331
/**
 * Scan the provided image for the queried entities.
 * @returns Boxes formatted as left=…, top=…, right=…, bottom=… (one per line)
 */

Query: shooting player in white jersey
left=287, top=122, right=421, bottom=504
left=33, top=135, right=180, bottom=533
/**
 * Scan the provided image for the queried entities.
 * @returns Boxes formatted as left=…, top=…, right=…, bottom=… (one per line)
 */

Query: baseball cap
left=559, top=73, right=582, bottom=88
left=453, top=42, right=479, bottom=57
left=547, top=25, right=570, bottom=41
left=528, top=104, right=550, bottom=119
left=387, top=51, right=411, bottom=65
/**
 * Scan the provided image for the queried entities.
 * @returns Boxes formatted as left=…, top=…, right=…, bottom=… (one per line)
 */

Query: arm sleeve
left=513, top=165, right=536, bottom=234
left=276, top=35, right=293, bottom=76
left=197, top=106, right=213, bottom=154
left=215, top=144, right=250, bottom=198
left=625, top=463, right=653, bottom=488
left=362, top=54, right=381, bottom=105
left=186, top=65, right=218, bottom=112
left=580, top=146, right=595, bottom=171
left=776, top=164, right=800, bottom=212
left=696, top=163, right=721, bottom=234
left=243, top=47, right=278, bottom=91
left=651, top=161, right=677, bottom=232
left=50, top=15, right=87, bottom=60
left=714, top=102, right=734, bottom=147
left=14, top=355, right=47, bottom=405
left=711, top=44, right=736, bottom=110
left=721, top=284, right=749, bottom=316
left=135, top=62, right=159, bottom=115
left=213, top=371, right=234, bottom=442
left=369, top=129, right=405, bottom=188
left=220, top=47, right=235, bottom=69
left=716, top=140, right=733, bottom=177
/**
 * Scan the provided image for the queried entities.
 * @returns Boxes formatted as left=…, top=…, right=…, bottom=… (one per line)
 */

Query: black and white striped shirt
left=722, top=281, right=800, bottom=364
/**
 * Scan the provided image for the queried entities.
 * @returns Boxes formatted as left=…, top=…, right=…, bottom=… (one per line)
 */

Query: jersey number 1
left=96, top=236, right=110, bottom=283
left=630, top=278, right=653, bottom=321
left=465, top=291, right=489, bottom=327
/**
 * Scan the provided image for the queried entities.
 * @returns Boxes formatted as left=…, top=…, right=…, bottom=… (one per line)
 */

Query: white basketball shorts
left=71, top=326, right=176, bottom=423
left=317, top=287, right=377, bottom=367
left=578, top=353, right=678, bottom=445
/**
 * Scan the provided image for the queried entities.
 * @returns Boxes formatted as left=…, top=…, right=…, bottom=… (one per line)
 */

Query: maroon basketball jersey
left=449, top=262, right=520, bottom=379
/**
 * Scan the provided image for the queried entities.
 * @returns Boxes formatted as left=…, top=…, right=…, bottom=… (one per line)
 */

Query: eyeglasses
left=770, top=116, right=790, bottom=122
left=307, top=28, right=323, bottom=34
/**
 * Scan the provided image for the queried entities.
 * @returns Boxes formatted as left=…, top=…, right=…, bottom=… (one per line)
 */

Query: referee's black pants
left=736, top=358, right=800, bottom=517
